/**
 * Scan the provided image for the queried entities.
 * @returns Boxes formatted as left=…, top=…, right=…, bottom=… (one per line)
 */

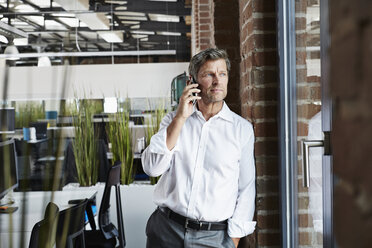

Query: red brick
left=199, top=5, right=210, bottom=11
left=199, top=11, right=210, bottom=18
left=298, top=214, right=313, bottom=228
left=252, top=105, right=277, bottom=119
left=251, top=86, right=278, bottom=101
left=297, top=104, right=321, bottom=119
left=257, top=232, right=280, bottom=246
left=199, top=18, right=211, bottom=24
left=256, top=156, right=279, bottom=175
left=296, top=33, right=307, bottom=47
left=257, top=177, right=279, bottom=194
left=296, top=51, right=307, bottom=65
left=257, top=195, right=279, bottom=211
left=299, top=231, right=311, bottom=245
left=252, top=0, right=276, bottom=13
left=251, top=69, right=278, bottom=85
left=255, top=140, right=279, bottom=156
left=296, top=17, right=307, bottom=30
left=297, top=121, right=309, bottom=137
left=254, top=33, right=277, bottom=49
left=295, top=0, right=307, bottom=13
left=257, top=213, right=280, bottom=229
left=253, top=17, right=277, bottom=32
left=252, top=51, right=277, bottom=66
left=298, top=196, right=309, bottom=210
left=254, top=122, right=278, bottom=137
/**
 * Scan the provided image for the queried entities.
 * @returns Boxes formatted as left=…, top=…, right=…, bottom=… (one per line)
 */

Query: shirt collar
left=193, top=101, right=234, bottom=123
left=217, top=102, right=234, bottom=123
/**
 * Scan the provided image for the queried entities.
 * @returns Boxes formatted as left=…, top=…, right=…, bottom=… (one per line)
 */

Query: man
left=142, top=48, right=256, bottom=248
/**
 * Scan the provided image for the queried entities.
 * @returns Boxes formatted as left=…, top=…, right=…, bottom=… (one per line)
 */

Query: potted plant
left=71, top=99, right=99, bottom=186
left=106, top=107, right=135, bottom=185
left=15, top=101, right=45, bottom=128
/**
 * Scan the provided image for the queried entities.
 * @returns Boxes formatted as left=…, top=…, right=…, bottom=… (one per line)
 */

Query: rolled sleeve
left=141, top=112, right=178, bottom=177
left=228, top=124, right=256, bottom=237
left=227, top=219, right=256, bottom=237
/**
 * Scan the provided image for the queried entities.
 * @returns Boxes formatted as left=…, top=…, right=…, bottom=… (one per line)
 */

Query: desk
left=0, top=190, right=97, bottom=248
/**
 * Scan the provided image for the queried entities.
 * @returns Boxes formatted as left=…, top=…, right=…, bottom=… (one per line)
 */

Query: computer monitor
left=29, top=121, right=48, bottom=140
left=0, top=139, right=18, bottom=204
left=0, top=108, right=15, bottom=134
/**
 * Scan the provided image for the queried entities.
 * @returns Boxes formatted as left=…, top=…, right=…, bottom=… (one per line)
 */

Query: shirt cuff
left=148, top=127, right=178, bottom=155
left=227, top=218, right=256, bottom=238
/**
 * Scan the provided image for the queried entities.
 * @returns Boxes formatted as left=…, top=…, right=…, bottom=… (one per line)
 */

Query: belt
left=160, top=207, right=227, bottom=231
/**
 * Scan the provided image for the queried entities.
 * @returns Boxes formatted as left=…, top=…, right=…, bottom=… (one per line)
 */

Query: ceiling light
left=116, top=11, right=145, bottom=16
left=13, top=38, right=28, bottom=46
left=28, top=0, right=61, bottom=8
left=105, top=0, right=127, bottom=4
left=54, top=0, right=89, bottom=11
left=132, top=30, right=155, bottom=35
left=132, top=34, right=148, bottom=39
left=37, top=56, right=51, bottom=67
left=157, top=31, right=181, bottom=36
left=76, top=13, right=110, bottom=30
left=52, top=13, right=76, bottom=17
left=0, top=21, right=28, bottom=38
left=0, top=3, right=14, bottom=8
left=97, top=31, right=123, bottom=43
left=24, top=16, right=45, bottom=26
left=14, top=4, right=37, bottom=13
left=58, top=17, right=80, bottom=27
left=45, top=20, right=68, bottom=30
left=120, top=21, right=140, bottom=25
left=115, top=6, right=128, bottom=10
left=0, top=35, right=8, bottom=44
left=130, top=25, right=140, bottom=29
left=4, top=44, right=19, bottom=60
left=141, top=44, right=154, bottom=48
left=148, top=14, right=179, bottom=22
left=120, top=16, right=147, bottom=20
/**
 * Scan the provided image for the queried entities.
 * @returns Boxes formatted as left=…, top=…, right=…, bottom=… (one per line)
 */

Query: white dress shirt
left=141, top=102, right=256, bottom=237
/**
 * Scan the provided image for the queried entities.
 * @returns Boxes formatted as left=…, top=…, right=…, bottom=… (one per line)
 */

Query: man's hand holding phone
left=175, top=79, right=201, bottom=120
left=167, top=79, right=200, bottom=150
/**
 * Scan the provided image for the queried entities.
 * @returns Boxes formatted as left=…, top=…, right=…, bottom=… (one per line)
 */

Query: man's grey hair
left=188, top=48, right=231, bottom=80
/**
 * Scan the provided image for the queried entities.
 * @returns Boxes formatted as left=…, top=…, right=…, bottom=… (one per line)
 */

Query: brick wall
left=192, top=0, right=214, bottom=53
left=214, top=0, right=241, bottom=115
left=192, top=0, right=280, bottom=247
left=239, top=0, right=280, bottom=247
left=330, top=0, right=372, bottom=247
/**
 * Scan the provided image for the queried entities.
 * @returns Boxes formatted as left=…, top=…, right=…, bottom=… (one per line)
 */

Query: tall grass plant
left=107, top=108, right=134, bottom=185
left=72, top=99, right=99, bottom=186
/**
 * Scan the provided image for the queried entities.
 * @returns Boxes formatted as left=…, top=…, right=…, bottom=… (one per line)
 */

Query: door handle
left=301, top=140, right=324, bottom=188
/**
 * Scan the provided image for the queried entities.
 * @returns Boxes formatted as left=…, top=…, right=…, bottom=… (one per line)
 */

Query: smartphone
left=191, top=77, right=199, bottom=104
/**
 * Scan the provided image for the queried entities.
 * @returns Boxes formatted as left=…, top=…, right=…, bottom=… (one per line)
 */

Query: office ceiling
left=0, top=0, right=192, bottom=65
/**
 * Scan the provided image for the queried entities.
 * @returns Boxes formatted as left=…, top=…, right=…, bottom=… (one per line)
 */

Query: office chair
left=29, top=202, right=59, bottom=248
left=85, top=162, right=125, bottom=248
left=56, top=198, right=88, bottom=248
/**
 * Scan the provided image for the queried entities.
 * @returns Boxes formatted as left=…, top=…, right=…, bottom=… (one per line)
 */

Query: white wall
left=0, top=62, right=189, bottom=100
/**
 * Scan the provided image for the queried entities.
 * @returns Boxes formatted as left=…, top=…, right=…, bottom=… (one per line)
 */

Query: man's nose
left=212, top=74, right=220, bottom=84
